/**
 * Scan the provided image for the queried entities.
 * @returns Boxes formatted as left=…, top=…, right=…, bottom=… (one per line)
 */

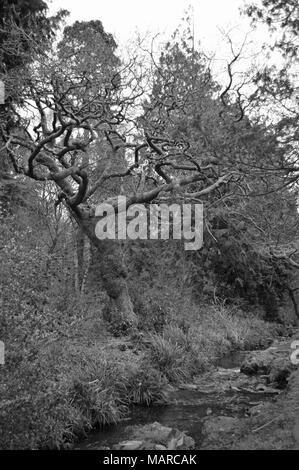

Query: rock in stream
left=115, top=422, right=195, bottom=450
left=77, top=333, right=299, bottom=450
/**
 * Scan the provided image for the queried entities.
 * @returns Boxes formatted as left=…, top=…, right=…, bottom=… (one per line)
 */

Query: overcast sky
left=48, top=0, right=270, bottom=89
left=48, top=0, right=261, bottom=53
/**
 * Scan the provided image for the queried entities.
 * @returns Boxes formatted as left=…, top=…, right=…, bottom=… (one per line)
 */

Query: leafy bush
left=146, top=325, right=204, bottom=383
left=131, top=290, right=168, bottom=333
left=126, top=367, right=168, bottom=406
left=146, top=301, right=281, bottom=383
left=0, top=324, right=171, bottom=449
left=200, top=301, right=277, bottom=351
left=199, top=232, right=292, bottom=320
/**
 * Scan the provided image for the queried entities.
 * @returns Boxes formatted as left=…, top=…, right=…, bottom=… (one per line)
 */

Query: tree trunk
left=288, top=287, right=299, bottom=321
left=76, top=227, right=85, bottom=292
left=77, top=212, right=137, bottom=330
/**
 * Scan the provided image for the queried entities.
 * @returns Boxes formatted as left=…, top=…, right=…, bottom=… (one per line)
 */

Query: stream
left=77, top=350, right=278, bottom=449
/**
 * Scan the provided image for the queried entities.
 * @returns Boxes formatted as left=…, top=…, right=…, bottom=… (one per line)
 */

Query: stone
left=123, top=421, right=195, bottom=450
left=178, top=383, right=198, bottom=390
left=176, top=434, right=195, bottom=450
left=116, top=440, right=143, bottom=450
left=141, top=422, right=174, bottom=444
left=247, top=403, right=269, bottom=417
left=201, top=415, right=246, bottom=449
left=167, top=437, right=177, bottom=450
left=240, top=339, right=295, bottom=387
left=203, top=416, right=239, bottom=435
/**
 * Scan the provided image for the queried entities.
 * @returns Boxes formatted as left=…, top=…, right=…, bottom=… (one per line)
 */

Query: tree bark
left=288, top=286, right=299, bottom=321
left=76, top=227, right=85, bottom=292
left=76, top=211, right=137, bottom=330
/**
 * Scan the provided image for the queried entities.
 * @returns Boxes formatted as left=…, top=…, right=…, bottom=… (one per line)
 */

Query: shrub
left=126, top=367, right=168, bottom=406
left=146, top=324, right=204, bottom=383
left=145, top=300, right=281, bottom=383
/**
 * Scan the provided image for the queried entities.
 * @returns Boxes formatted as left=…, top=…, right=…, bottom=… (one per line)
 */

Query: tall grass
left=0, top=334, right=169, bottom=449
left=146, top=301, right=280, bottom=383
left=0, top=302, right=282, bottom=449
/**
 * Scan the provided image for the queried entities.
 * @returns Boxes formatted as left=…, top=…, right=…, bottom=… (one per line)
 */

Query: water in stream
left=77, top=350, right=276, bottom=449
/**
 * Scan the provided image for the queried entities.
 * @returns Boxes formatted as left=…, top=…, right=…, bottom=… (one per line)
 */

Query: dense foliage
left=0, top=0, right=298, bottom=449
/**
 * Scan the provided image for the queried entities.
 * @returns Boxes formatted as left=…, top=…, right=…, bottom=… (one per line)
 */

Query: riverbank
left=0, top=302, right=290, bottom=449
left=78, top=331, right=299, bottom=450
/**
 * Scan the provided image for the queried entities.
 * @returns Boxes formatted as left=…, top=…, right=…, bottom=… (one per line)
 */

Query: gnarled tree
left=1, top=13, right=299, bottom=328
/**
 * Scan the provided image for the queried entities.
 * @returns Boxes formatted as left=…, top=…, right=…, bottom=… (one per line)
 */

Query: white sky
left=48, top=0, right=273, bottom=90
left=48, top=0, right=261, bottom=54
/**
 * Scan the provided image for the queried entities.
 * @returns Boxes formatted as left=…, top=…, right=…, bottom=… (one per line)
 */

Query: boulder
left=116, top=440, right=144, bottom=450
left=246, top=402, right=270, bottom=417
left=120, top=422, right=195, bottom=450
left=201, top=416, right=243, bottom=449
left=202, top=416, right=239, bottom=436
left=240, top=340, right=295, bottom=387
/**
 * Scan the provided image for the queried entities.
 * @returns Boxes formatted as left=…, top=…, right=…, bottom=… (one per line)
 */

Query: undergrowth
left=145, top=301, right=283, bottom=384
left=0, top=301, right=285, bottom=449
